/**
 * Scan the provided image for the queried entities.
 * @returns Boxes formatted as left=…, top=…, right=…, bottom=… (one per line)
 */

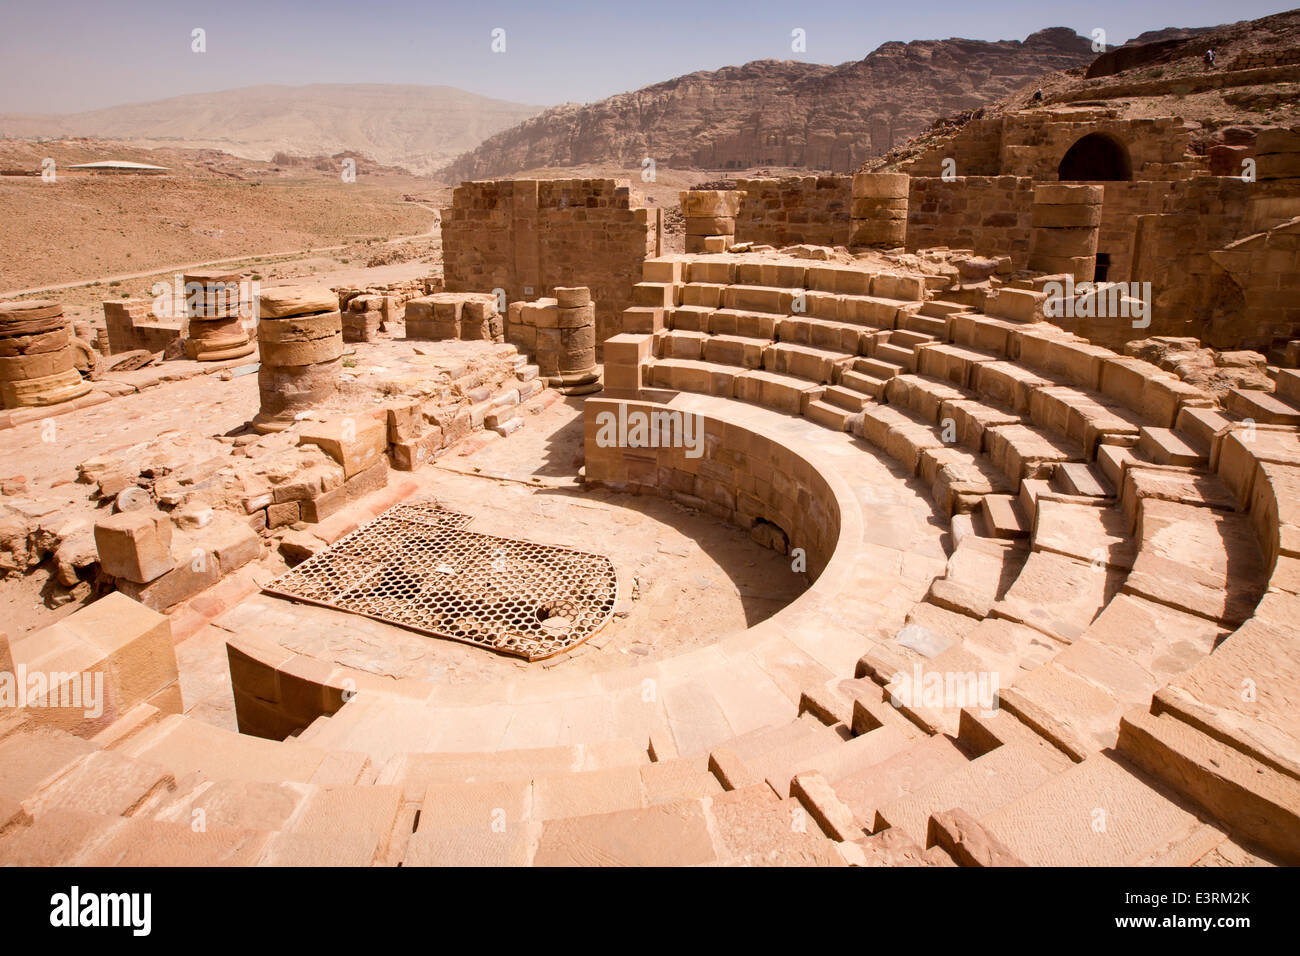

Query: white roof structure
left=67, top=160, right=170, bottom=172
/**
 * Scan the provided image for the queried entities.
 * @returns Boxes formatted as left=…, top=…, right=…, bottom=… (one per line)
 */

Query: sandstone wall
left=905, top=176, right=1034, bottom=266
left=900, top=111, right=1196, bottom=182
left=999, top=113, right=1194, bottom=181
left=1207, top=217, right=1300, bottom=351
left=734, top=176, right=853, bottom=248
left=1093, top=181, right=1179, bottom=283
left=441, top=179, right=661, bottom=347
left=1126, top=177, right=1253, bottom=346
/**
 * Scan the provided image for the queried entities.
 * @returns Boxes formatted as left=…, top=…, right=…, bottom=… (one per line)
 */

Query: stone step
left=883, top=373, right=971, bottom=423
left=840, top=368, right=889, bottom=398
left=1032, top=498, right=1136, bottom=571
left=983, top=422, right=1085, bottom=489
left=1052, top=461, right=1113, bottom=498
left=1097, top=442, right=1140, bottom=489
left=1116, top=708, right=1300, bottom=864
left=0, top=726, right=98, bottom=806
left=702, top=332, right=768, bottom=369
left=296, top=714, right=333, bottom=743
left=828, top=734, right=971, bottom=826
left=1174, top=405, right=1232, bottom=454
left=804, top=399, right=854, bottom=431
left=640, top=756, right=724, bottom=806
left=853, top=356, right=904, bottom=380
left=978, top=751, right=1204, bottom=866
left=734, top=368, right=824, bottom=416
left=1275, top=368, right=1300, bottom=405
left=647, top=357, right=739, bottom=397
left=918, top=299, right=970, bottom=320
left=776, top=315, right=870, bottom=355
left=657, top=328, right=709, bottom=360
left=1118, top=466, right=1239, bottom=531
left=767, top=722, right=917, bottom=797
left=707, top=308, right=780, bottom=339
left=763, top=341, right=855, bottom=384
left=119, top=714, right=328, bottom=784
left=888, top=328, right=936, bottom=350
left=873, top=341, right=917, bottom=370
left=666, top=304, right=713, bottom=332
left=1123, top=498, right=1266, bottom=629
left=0, top=808, right=271, bottom=866
left=917, top=343, right=1002, bottom=390
left=874, top=742, right=1060, bottom=845
left=1225, top=387, right=1300, bottom=425
left=927, top=534, right=1029, bottom=619
left=1137, top=426, right=1207, bottom=467
left=899, top=312, right=950, bottom=337
left=823, top=384, right=872, bottom=412
left=979, top=494, right=1029, bottom=539
left=992, top=549, right=1124, bottom=646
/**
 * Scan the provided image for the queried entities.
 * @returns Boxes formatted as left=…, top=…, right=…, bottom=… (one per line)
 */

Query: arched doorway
left=1057, top=133, right=1132, bottom=181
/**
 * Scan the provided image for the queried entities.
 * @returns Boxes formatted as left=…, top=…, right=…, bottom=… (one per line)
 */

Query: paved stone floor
left=190, top=395, right=812, bottom=729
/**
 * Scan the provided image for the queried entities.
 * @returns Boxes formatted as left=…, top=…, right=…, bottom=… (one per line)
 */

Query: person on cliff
left=1205, top=48, right=1217, bottom=69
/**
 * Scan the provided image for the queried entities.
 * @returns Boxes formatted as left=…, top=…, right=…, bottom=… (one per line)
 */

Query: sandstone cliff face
left=436, top=28, right=1095, bottom=182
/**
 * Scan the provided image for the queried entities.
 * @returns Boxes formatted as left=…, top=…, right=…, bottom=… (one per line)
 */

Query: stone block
left=298, top=416, right=387, bottom=479
left=94, top=511, right=174, bottom=584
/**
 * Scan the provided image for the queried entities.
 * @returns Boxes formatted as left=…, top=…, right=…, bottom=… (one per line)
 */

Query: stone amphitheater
left=1, top=113, right=1298, bottom=869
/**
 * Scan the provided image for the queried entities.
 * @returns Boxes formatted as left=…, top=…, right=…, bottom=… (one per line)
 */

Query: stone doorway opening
left=1058, top=132, right=1132, bottom=181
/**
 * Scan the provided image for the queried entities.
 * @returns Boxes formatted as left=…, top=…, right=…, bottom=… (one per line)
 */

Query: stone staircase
left=2, top=251, right=1297, bottom=866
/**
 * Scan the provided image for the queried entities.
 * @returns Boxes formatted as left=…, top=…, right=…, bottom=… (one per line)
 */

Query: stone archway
left=1058, top=132, right=1132, bottom=181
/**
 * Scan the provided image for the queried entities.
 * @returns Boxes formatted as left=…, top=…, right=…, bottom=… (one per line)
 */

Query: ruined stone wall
left=901, top=117, right=1005, bottom=177
left=905, top=176, right=1034, bottom=266
left=1126, top=177, right=1254, bottom=346
left=441, top=179, right=661, bottom=347
left=1091, top=181, right=1179, bottom=283
left=1000, top=113, right=1194, bottom=181
left=734, top=176, right=853, bottom=247
left=1207, top=217, right=1300, bottom=350
left=900, top=111, right=1195, bottom=182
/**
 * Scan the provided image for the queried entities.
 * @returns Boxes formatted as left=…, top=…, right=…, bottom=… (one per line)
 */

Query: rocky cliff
left=435, top=28, right=1095, bottom=182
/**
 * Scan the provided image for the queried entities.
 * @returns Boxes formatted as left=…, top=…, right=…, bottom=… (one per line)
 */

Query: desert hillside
left=0, top=84, right=541, bottom=176
left=435, top=27, right=1096, bottom=181
left=0, top=141, right=441, bottom=292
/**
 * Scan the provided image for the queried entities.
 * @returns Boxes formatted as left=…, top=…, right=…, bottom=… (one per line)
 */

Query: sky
left=0, top=0, right=1294, bottom=114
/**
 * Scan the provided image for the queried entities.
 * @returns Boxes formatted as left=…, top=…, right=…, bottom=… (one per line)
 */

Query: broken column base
left=0, top=368, right=92, bottom=408
left=184, top=339, right=257, bottom=362
left=545, top=369, right=603, bottom=395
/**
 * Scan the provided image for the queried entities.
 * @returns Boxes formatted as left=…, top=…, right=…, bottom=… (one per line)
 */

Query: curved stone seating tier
left=608, top=254, right=1298, bottom=862
left=220, top=393, right=949, bottom=761
left=3, top=250, right=1299, bottom=867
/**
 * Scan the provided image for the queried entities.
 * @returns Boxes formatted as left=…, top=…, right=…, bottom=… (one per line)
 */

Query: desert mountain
left=0, top=84, right=541, bottom=176
left=434, top=27, right=1096, bottom=182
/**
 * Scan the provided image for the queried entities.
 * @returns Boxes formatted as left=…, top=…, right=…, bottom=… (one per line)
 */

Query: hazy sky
left=1, top=0, right=1293, bottom=114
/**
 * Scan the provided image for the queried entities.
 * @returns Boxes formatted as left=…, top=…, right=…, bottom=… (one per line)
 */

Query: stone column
left=183, top=269, right=255, bottom=361
left=850, top=173, right=909, bottom=248
left=553, top=287, right=600, bottom=394
left=0, top=299, right=92, bottom=409
left=250, top=286, right=343, bottom=434
left=1030, top=184, right=1103, bottom=282
left=508, top=288, right=601, bottom=395
left=682, top=190, right=741, bottom=253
